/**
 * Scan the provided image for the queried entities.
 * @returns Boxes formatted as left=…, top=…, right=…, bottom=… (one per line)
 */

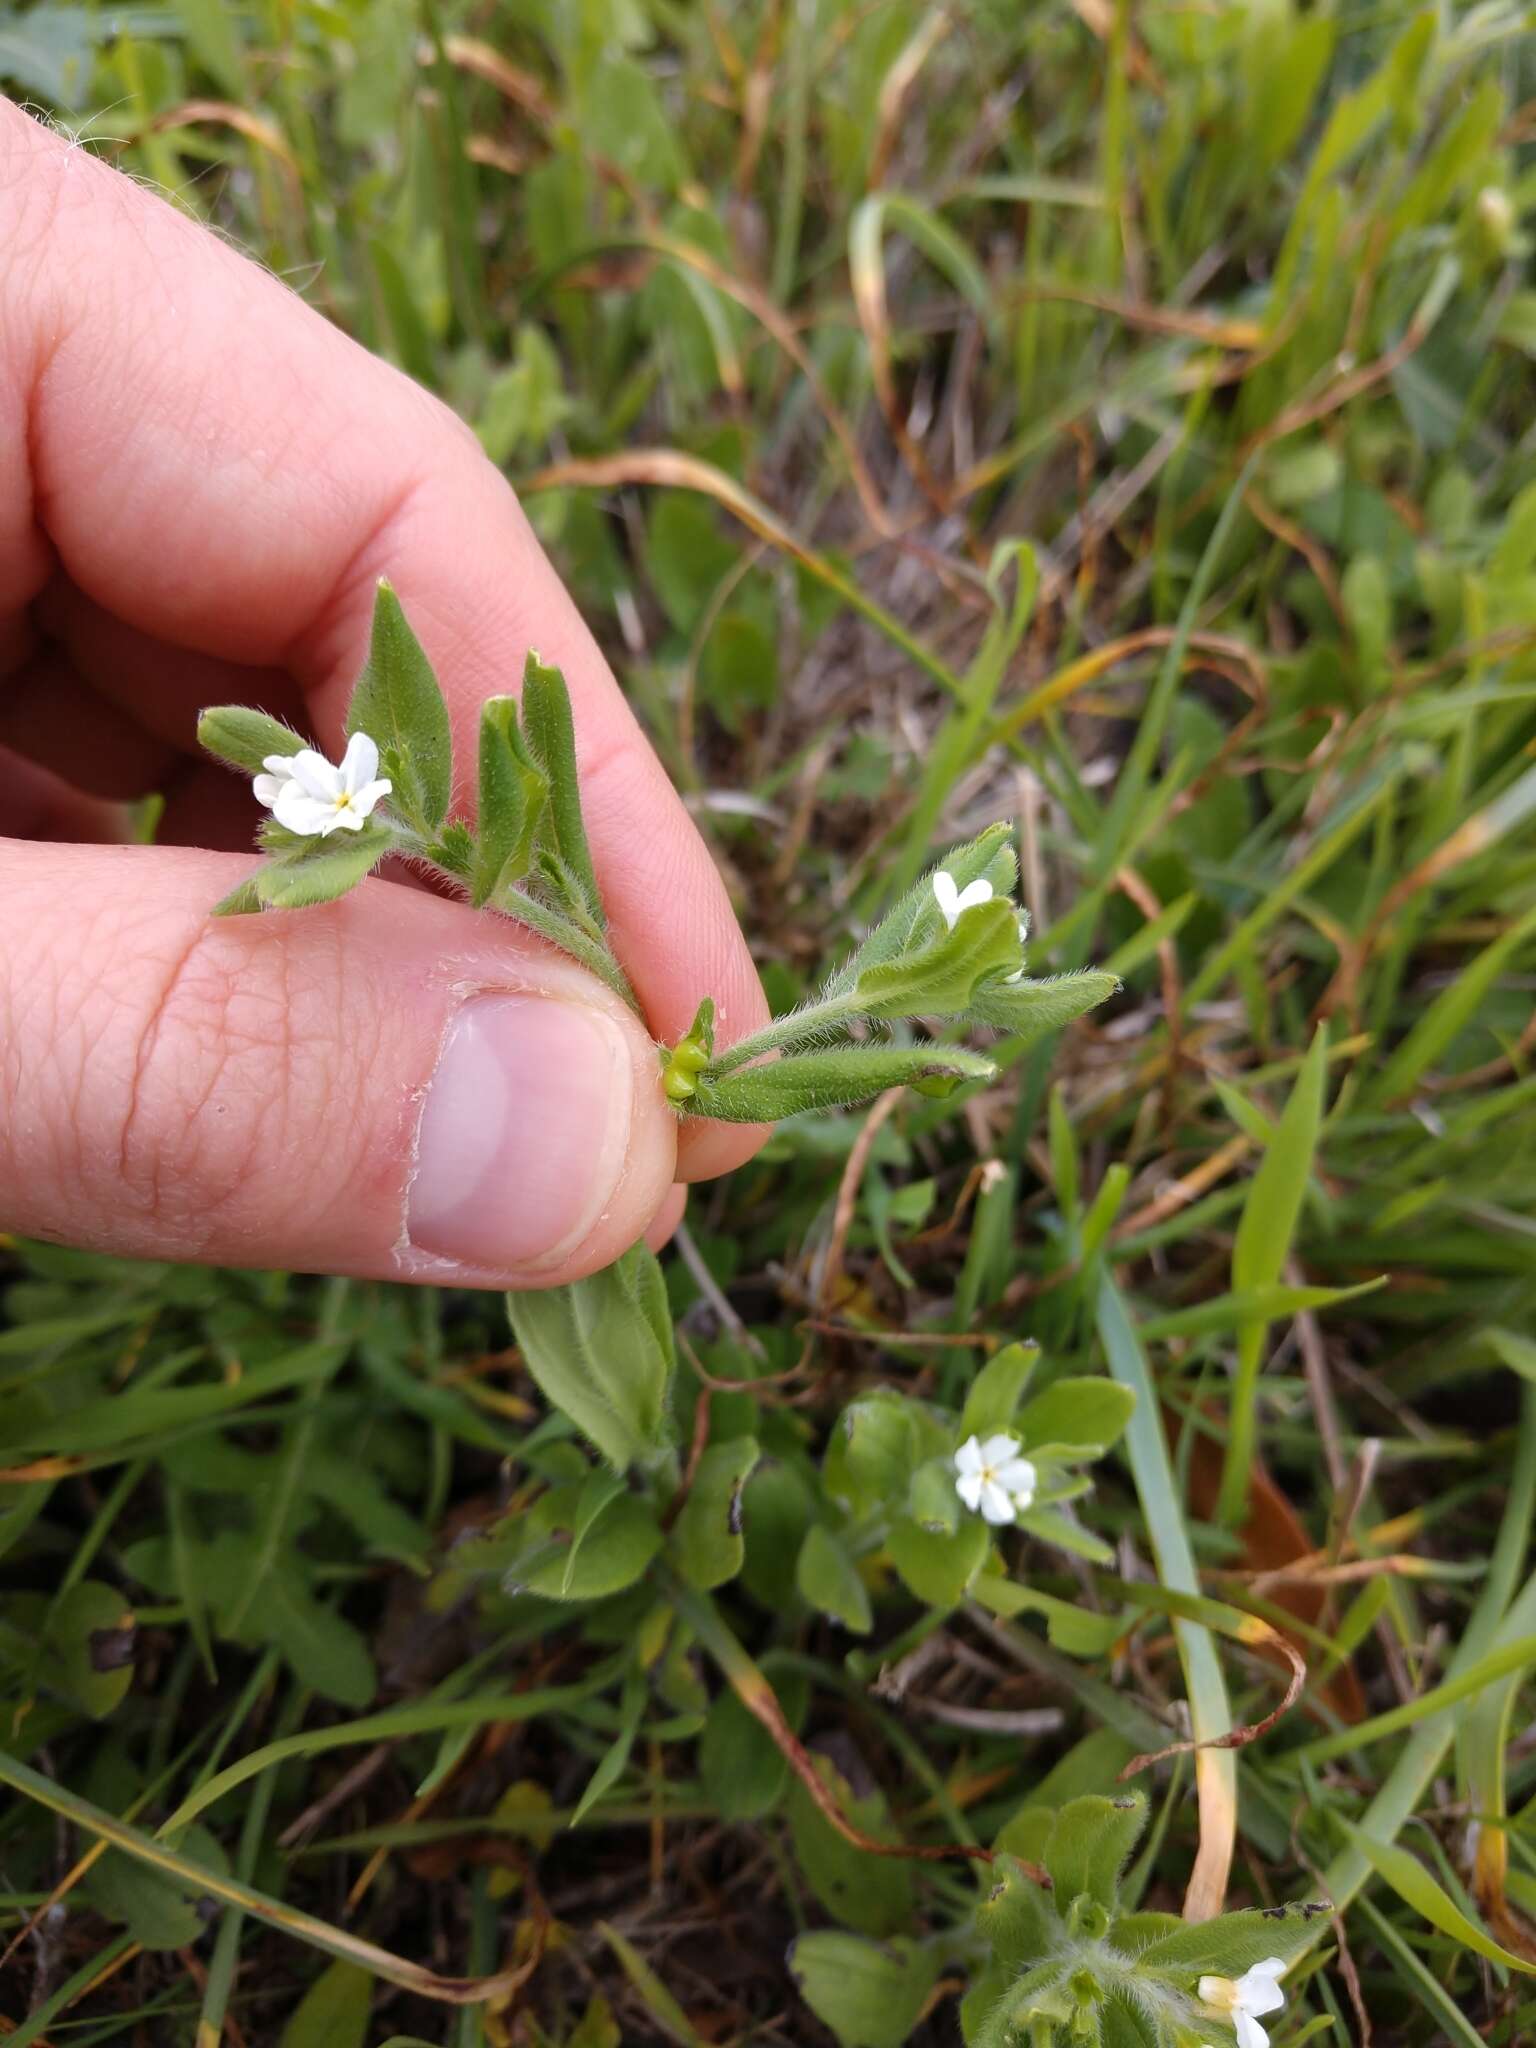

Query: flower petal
left=979, top=1480, right=1017, bottom=1525
left=286, top=748, right=343, bottom=800
left=339, top=730, right=380, bottom=794
left=1238, top=1964, right=1286, bottom=2017
left=261, top=753, right=299, bottom=777
left=349, top=778, right=392, bottom=818
left=1234, top=2014, right=1268, bottom=2048
left=252, top=773, right=284, bottom=808
left=1198, top=1978, right=1235, bottom=2012
left=954, top=1435, right=985, bottom=1476
left=272, top=784, right=339, bottom=836
left=955, top=878, right=994, bottom=913
left=956, top=1471, right=985, bottom=1513
left=932, top=871, right=960, bottom=927
left=978, top=1433, right=1023, bottom=1467
left=995, top=1456, right=1037, bottom=1502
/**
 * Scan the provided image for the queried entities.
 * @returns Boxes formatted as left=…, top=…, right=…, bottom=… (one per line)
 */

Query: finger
left=0, top=840, right=678, bottom=1287
left=0, top=102, right=767, bottom=1183
left=643, top=1185, right=688, bottom=1255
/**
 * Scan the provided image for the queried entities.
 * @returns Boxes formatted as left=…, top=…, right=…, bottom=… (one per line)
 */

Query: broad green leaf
left=473, top=694, right=548, bottom=906
left=517, top=1482, right=662, bottom=1603
left=829, top=1391, right=921, bottom=1512
left=795, top=1523, right=873, bottom=1633
left=690, top=1046, right=996, bottom=1122
left=909, top=1456, right=961, bottom=1536
left=521, top=652, right=604, bottom=926
left=671, top=1437, right=761, bottom=1589
left=247, top=829, right=395, bottom=910
left=959, top=1341, right=1040, bottom=1440
left=42, top=1580, right=134, bottom=1718
left=856, top=897, right=1020, bottom=1017
left=975, top=1855, right=1055, bottom=1969
left=345, top=581, right=454, bottom=832
left=787, top=1757, right=913, bottom=1937
left=1044, top=1793, right=1146, bottom=1912
left=87, top=1824, right=229, bottom=1950
left=197, top=704, right=304, bottom=775
left=789, top=1932, right=940, bottom=2048
left=507, top=1243, right=676, bottom=1471
left=967, top=971, right=1119, bottom=1044
left=238, top=1563, right=377, bottom=1708
left=1016, top=1378, right=1135, bottom=1456
left=1338, top=1819, right=1536, bottom=1974
left=887, top=1513, right=989, bottom=1608
left=279, top=1959, right=373, bottom=2048
left=1015, top=1504, right=1113, bottom=1564
left=1131, top=1901, right=1331, bottom=1976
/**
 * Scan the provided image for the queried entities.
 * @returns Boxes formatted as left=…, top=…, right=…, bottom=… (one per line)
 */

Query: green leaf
left=967, top=971, right=1120, bottom=1044
left=671, top=1437, right=761, bottom=1589
left=1130, top=1901, right=1331, bottom=1977
left=238, top=1563, right=377, bottom=1708
left=521, top=652, right=604, bottom=927
left=959, top=1341, right=1040, bottom=1440
left=87, top=1824, right=229, bottom=1950
left=345, top=581, right=454, bottom=833
left=887, top=1513, right=989, bottom=1608
left=279, top=1960, right=373, bottom=2048
left=1016, top=1378, right=1136, bottom=1456
left=517, top=1480, right=662, bottom=1603
left=908, top=1456, right=961, bottom=1536
left=473, top=694, right=548, bottom=906
left=1337, top=1819, right=1535, bottom=1973
left=1014, top=1504, right=1113, bottom=1564
left=830, top=1391, right=922, bottom=1513
left=824, top=825, right=1018, bottom=1000
left=1220, top=1025, right=1329, bottom=1524
left=507, top=1244, right=677, bottom=1472
left=197, top=705, right=305, bottom=776
left=856, top=897, right=1020, bottom=1017
left=698, top=1672, right=805, bottom=1821
left=247, top=829, right=396, bottom=910
left=795, top=1523, right=873, bottom=1633
left=690, top=1046, right=996, bottom=1122
left=789, top=1933, right=940, bottom=2048
left=787, top=1757, right=914, bottom=1937
left=571, top=1668, right=647, bottom=1826
left=1044, top=1793, right=1146, bottom=1912
left=975, top=1855, right=1055, bottom=1970
left=41, top=1580, right=134, bottom=1718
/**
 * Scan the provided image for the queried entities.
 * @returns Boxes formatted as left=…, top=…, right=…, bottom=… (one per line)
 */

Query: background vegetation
left=4, top=0, right=1536, bottom=2041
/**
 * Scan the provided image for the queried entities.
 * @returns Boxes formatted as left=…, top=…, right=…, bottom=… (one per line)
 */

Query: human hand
left=0, top=99, right=768, bottom=1288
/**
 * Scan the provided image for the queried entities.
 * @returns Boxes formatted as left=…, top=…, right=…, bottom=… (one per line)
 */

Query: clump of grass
left=4, top=4, right=1536, bottom=2044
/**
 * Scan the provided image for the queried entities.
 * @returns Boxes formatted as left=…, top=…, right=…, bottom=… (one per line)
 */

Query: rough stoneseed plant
left=188, top=603, right=1328, bottom=2047
left=5, top=3, right=1536, bottom=2044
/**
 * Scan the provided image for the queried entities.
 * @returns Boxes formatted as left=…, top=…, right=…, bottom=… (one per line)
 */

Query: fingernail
left=408, top=994, right=632, bottom=1273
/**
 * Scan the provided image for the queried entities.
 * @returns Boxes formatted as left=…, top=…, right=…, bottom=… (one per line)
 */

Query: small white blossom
left=954, top=1433, right=1037, bottom=1525
left=254, top=734, right=392, bottom=838
left=1198, top=1958, right=1287, bottom=2048
left=932, top=870, right=994, bottom=929
left=1004, top=915, right=1030, bottom=984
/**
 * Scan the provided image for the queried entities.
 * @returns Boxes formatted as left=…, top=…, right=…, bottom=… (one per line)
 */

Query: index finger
left=0, top=100, right=768, bottom=1179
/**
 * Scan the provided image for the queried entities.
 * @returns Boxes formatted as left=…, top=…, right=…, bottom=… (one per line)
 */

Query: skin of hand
left=0, top=98, right=770, bottom=1289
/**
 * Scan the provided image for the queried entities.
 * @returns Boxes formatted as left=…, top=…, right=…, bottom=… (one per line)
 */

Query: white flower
left=1198, top=1958, right=1287, bottom=2048
left=953, top=1433, right=1037, bottom=1525
left=932, top=870, right=994, bottom=929
left=253, top=734, right=392, bottom=837
left=1004, top=915, right=1029, bottom=984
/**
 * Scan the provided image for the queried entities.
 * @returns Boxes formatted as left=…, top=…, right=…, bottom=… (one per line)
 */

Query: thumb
left=0, top=839, right=678, bottom=1286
